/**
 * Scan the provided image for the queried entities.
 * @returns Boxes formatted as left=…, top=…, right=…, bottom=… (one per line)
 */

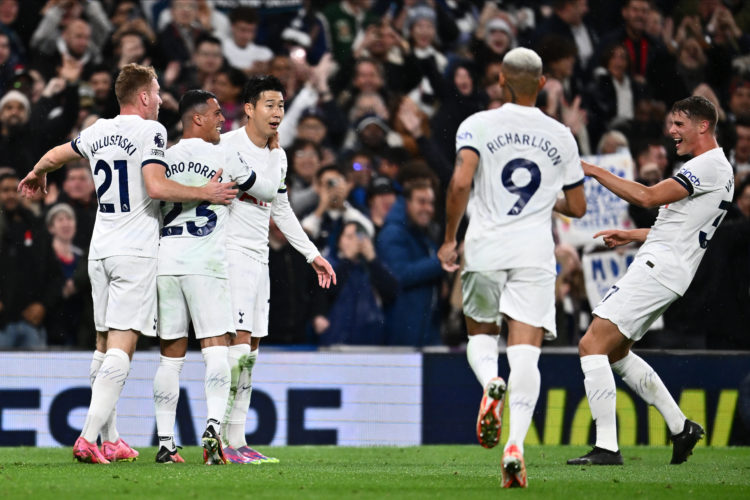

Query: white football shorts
left=227, top=249, right=270, bottom=338
left=157, top=274, right=235, bottom=340
left=593, top=258, right=678, bottom=341
left=89, top=256, right=157, bottom=336
left=462, top=267, right=557, bottom=341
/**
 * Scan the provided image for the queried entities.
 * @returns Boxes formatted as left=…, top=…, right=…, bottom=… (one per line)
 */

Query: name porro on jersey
left=485, top=132, right=563, bottom=165
left=89, top=134, right=138, bottom=157
left=165, top=160, right=224, bottom=182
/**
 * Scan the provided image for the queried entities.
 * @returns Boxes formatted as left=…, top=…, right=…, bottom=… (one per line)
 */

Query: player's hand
left=593, top=229, right=633, bottom=248
left=18, top=170, right=48, bottom=197
left=438, top=240, right=459, bottom=272
left=268, top=132, right=279, bottom=150
left=203, top=168, right=238, bottom=205
left=311, top=255, right=336, bottom=288
left=581, top=159, right=600, bottom=177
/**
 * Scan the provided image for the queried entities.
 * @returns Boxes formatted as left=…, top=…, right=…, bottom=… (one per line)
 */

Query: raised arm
left=583, top=160, right=688, bottom=208
left=19, top=142, right=81, bottom=197
left=438, top=148, right=479, bottom=271
left=594, top=228, right=651, bottom=248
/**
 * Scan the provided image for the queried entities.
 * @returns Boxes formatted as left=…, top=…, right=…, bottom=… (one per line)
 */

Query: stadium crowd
left=0, top=0, right=749, bottom=350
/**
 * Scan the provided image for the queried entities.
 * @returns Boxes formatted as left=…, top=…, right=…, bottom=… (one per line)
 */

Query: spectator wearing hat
left=0, top=170, right=62, bottom=348
left=0, top=89, right=36, bottom=176
left=403, top=2, right=448, bottom=118
left=367, top=175, right=397, bottom=235
left=470, top=14, right=516, bottom=78
left=44, top=202, right=89, bottom=346
left=280, top=2, right=330, bottom=65
left=301, top=164, right=374, bottom=256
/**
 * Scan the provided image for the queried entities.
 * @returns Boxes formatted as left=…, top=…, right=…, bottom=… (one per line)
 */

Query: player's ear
left=537, top=74, right=546, bottom=93
left=193, top=112, right=202, bottom=127
left=244, top=102, right=254, bottom=119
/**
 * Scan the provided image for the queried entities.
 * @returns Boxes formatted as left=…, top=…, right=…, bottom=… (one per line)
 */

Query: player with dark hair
left=18, top=64, right=237, bottom=464
left=567, top=95, right=731, bottom=466
left=220, top=76, right=336, bottom=464
left=439, top=47, right=586, bottom=488
left=152, top=90, right=282, bottom=464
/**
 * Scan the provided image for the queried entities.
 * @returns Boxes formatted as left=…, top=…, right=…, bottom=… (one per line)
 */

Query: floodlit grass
left=1, top=445, right=748, bottom=499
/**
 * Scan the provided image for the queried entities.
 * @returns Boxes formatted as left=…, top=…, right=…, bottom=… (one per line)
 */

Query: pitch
left=2, top=445, right=748, bottom=499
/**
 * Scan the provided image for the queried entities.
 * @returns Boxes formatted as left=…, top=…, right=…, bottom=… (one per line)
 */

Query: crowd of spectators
left=0, top=0, right=748, bottom=350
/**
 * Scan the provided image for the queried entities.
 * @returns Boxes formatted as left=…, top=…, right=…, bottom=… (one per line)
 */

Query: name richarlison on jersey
left=90, top=134, right=137, bottom=157
left=485, top=133, right=563, bottom=165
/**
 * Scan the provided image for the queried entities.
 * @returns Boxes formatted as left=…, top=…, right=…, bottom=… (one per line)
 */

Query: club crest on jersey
left=154, top=132, right=165, bottom=148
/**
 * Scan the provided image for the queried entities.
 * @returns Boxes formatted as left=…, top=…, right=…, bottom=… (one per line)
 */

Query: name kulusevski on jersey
left=71, top=115, right=168, bottom=259
left=455, top=103, right=584, bottom=273
left=158, top=137, right=280, bottom=278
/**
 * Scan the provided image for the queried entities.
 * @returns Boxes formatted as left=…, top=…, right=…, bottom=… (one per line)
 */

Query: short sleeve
left=562, top=132, right=584, bottom=189
left=277, top=149, right=288, bottom=193
left=72, top=128, right=91, bottom=159
left=673, top=158, right=719, bottom=196
left=140, top=120, right=168, bottom=169
left=455, top=116, right=481, bottom=156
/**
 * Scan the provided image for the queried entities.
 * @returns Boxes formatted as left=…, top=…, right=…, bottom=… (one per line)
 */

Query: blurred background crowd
left=0, top=0, right=748, bottom=351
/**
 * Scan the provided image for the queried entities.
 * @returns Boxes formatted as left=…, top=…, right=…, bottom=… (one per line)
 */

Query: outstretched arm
left=438, top=148, right=478, bottom=272
left=19, top=142, right=81, bottom=197
left=583, top=160, right=688, bottom=208
left=143, top=164, right=237, bottom=204
left=594, top=228, right=651, bottom=248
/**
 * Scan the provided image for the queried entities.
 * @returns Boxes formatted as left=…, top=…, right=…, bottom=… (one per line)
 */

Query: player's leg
left=153, top=274, right=192, bottom=463
left=76, top=256, right=157, bottom=464
left=153, top=337, right=187, bottom=463
left=92, top=331, right=120, bottom=446
left=565, top=316, right=627, bottom=465
left=462, top=271, right=507, bottom=450
left=608, top=341, right=703, bottom=463
left=199, top=334, right=231, bottom=465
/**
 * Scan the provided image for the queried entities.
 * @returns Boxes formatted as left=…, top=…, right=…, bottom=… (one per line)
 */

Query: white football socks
left=81, top=348, right=130, bottom=443
left=505, top=344, right=541, bottom=455
left=611, top=351, right=686, bottom=435
left=153, top=355, right=185, bottom=450
left=581, top=354, right=619, bottom=452
left=202, top=345, right=231, bottom=430
left=467, top=334, right=500, bottom=388
left=89, top=350, right=119, bottom=443
left=225, top=344, right=256, bottom=448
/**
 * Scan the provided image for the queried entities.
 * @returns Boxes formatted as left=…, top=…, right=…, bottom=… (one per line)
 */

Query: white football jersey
left=72, top=115, right=167, bottom=259
left=638, top=147, right=734, bottom=295
left=456, top=103, right=583, bottom=272
left=221, top=128, right=319, bottom=264
left=157, top=138, right=255, bottom=277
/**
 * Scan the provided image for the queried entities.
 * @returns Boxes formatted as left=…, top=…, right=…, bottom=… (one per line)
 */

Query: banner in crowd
left=557, top=152, right=635, bottom=248
left=1, top=351, right=748, bottom=447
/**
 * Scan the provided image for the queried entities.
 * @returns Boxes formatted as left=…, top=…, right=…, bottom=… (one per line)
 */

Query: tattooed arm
left=438, top=148, right=479, bottom=272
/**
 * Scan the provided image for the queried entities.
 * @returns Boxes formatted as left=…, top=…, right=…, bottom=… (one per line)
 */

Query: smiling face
left=245, top=90, right=284, bottom=141
left=669, top=110, right=704, bottom=156
left=197, top=97, right=225, bottom=144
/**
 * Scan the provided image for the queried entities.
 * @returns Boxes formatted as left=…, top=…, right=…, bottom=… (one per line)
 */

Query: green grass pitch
left=1, top=445, right=748, bottom=499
